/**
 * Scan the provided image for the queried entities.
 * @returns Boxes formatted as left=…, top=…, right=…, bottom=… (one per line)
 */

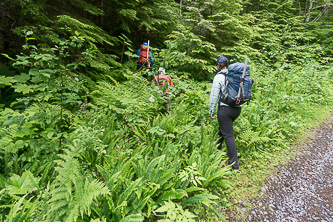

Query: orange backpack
left=138, top=45, right=151, bottom=65
left=153, top=74, right=174, bottom=94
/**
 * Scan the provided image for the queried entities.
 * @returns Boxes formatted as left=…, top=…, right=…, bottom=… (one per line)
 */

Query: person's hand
left=210, top=112, right=216, bottom=119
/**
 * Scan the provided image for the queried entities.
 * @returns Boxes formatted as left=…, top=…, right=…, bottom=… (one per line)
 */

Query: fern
left=5, top=194, right=38, bottom=222
left=119, top=214, right=144, bottom=222
left=117, top=178, right=142, bottom=207
left=46, top=150, right=110, bottom=222
left=0, top=171, right=40, bottom=222
left=156, top=189, right=188, bottom=203
left=56, top=15, right=116, bottom=46
left=92, top=79, right=162, bottom=124
left=182, top=193, right=219, bottom=207
left=143, top=155, right=165, bottom=181
left=67, top=0, right=104, bottom=16
left=238, top=129, right=271, bottom=150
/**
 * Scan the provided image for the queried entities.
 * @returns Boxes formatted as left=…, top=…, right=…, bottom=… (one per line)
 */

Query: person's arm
left=209, top=74, right=223, bottom=118
left=149, top=51, right=154, bottom=67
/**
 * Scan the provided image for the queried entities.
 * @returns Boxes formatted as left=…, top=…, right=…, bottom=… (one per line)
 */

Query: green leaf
left=14, top=84, right=34, bottom=94
left=47, top=131, right=54, bottom=139
left=0, top=76, right=16, bottom=85
left=117, top=178, right=142, bottom=205
left=119, top=9, right=138, bottom=21
left=6, top=194, right=29, bottom=222
left=119, top=214, right=144, bottom=222
left=0, top=174, right=6, bottom=189
left=16, top=126, right=31, bottom=137
left=185, top=187, right=205, bottom=193
left=14, top=73, right=31, bottom=83
left=156, top=189, right=188, bottom=203
left=144, top=155, right=165, bottom=180
left=6, top=171, right=39, bottom=195
left=184, top=210, right=197, bottom=218
left=183, top=193, right=219, bottom=207
left=155, top=205, right=169, bottom=213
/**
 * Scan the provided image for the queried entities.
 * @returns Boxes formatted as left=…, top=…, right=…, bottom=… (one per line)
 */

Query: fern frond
left=131, top=195, right=151, bottom=212
left=202, top=165, right=229, bottom=188
left=5, top=194, right=28, bottom=222
left=156, top=189, right=188, bottom=203
left=56, top=15, right=117, bottom=46
left=5, top=194, right=39, bottom=222
left=238, top=129, right=271, bottom=149
left=119, top=214, right=144, bottom=222
left=156, top=168, right=177, bottom=186
left=182, top=193, right=219, bottom=207
left=46, top=151, right=110, bottom=222
left=68, top=0, right=104, bottom=16
left=209, top=205, right=227, bottom=221
left=144, top=155, right=165, bottom=181
left=117, top=178, right=142, bottom=206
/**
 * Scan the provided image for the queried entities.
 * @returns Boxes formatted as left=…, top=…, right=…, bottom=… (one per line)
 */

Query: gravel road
left=230, top=115, right=333, bottom=221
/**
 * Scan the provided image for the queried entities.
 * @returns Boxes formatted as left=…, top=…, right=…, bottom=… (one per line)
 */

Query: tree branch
left=311, top=0, right=332, bottom=22
left=312, top=3, right=329, bottom=10
left=305, top=0, right=332, bottom=23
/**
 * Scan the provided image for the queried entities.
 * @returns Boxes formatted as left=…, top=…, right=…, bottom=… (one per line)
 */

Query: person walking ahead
left=209, top=56, right=241, bottom=170
left=137, top=42, right=153, bottom=70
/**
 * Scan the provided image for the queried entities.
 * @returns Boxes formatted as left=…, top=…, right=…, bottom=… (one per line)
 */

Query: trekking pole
left=147, top=40, right=150, bottom=68
left=236, top=56, right=248, bottom=104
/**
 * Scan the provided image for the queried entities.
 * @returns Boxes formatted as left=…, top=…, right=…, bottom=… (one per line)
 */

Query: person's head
left=216, top=56, right=228, bottom=71
left=158, top=67, right=166, bottom=75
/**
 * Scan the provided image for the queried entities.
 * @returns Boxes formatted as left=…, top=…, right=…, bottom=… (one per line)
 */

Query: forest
left=0, top=0, right=333, bottom=221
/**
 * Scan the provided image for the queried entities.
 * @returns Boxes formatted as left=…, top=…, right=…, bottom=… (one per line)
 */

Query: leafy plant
left=155, top=200, right=197, bottom=222
left=179, top=163, right=206, bottom=187
left=44, top=150, right=110, bottom=222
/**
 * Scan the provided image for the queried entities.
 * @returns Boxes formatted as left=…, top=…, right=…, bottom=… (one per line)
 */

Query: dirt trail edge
left=231, top=114, right=333, bottom=222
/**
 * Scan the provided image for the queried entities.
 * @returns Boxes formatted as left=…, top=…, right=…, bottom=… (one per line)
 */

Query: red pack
left=153, top=74, right=174, bottom=94
left=138, top=45, right=151, bottom=65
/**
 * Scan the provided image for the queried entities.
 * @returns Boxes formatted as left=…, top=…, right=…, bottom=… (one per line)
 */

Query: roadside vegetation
left=0, top=0, right=333, bottom=221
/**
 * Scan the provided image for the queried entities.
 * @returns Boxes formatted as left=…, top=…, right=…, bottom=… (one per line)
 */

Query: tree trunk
left=305, top=0, right=315, bottom=23
left=180, top=0, right=182, bottom=16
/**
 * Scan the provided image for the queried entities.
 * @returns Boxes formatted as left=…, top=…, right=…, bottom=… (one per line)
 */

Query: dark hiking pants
left=217, top=105, right=242, bottom=169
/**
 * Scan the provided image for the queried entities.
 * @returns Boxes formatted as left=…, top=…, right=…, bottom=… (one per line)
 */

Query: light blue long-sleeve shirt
left=209, top=70, right=228, bottom=115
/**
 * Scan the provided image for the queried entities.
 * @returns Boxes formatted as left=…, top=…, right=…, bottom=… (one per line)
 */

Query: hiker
left=137, top=42, right=153, bottom=71
left=152, top=67, right=174, bottom=94
left=152, top=67, right=174, bottom=112
left=209, top=56, right=241, bottom=170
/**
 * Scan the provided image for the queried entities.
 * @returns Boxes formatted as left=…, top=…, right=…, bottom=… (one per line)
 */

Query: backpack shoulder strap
left=216, top=70, right=227, bottom=76
left=215, top=71, right=228, bottom=98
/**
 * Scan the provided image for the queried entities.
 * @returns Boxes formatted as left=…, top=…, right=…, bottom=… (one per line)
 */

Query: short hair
left=217, top=63, right=228, bottom=71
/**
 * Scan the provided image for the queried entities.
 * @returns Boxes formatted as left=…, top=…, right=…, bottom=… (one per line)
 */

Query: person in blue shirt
left=209, top=56, right=242, bottom=170
left=137, top=42, right=153, bottom=70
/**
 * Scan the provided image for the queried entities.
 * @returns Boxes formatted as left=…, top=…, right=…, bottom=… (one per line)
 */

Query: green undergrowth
left=0, top=52, right=332, bottom=221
